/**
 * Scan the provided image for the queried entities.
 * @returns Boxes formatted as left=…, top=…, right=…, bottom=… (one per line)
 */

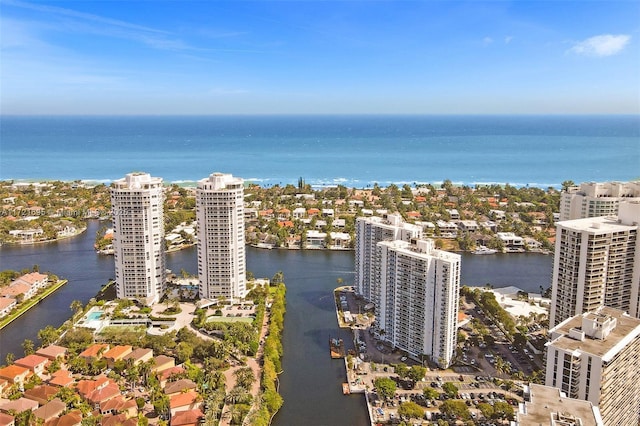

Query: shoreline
left=0, top=279, right=68, bottom=330
left=1, top=226, right=87, bottom=246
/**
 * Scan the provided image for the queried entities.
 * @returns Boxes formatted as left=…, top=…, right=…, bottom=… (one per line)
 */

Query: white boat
left=472, top=246, right=497, bottom=255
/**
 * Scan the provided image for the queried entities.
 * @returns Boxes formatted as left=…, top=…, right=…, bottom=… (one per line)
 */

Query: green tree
left=394, top=363, right=409, bottom=378
left=38, top=325, right=61, bottom=347
left=423, top=387, right=439, bottom=400
left=442, top=382, right=458, bottom=398
left=439, top=400, right=471, bottom=421
left=478, top=402, right=494, bottom=419
left=5, top=352, right=15, bottom=365
left=407, top=365, right=427, bottom=383
left=22, top=339, right=35, bottom=355
left=397, top=401, right=424, bottom=420
left=373, top=377, right=397, bottom=401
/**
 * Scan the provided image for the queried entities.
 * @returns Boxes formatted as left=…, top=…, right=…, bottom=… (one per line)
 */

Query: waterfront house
left=458, top=220, right=479, bottom=233
left=0, top=298, right=17, bottom=317
left=14, top=354, right=50, bottom=377
left=329, top=232, right=351, bottom=249
left=0, top=282, right=35, bottom=301
left=123, top=348, right=153, bottom=366
left=102, top=345, right=132, bottom=368
left=36, top=345, right=68, bottom=361
left=169, top=391, right=201, bottom=416
left=23, top=384, right=59, bottom=405
left=277, top=208, right=291, bottom=220
left=15, top=272, right=49, bottom=291
left=0, top=365, right=31, bottom=387
left=33, top=398, right=66, bottom=423
left=497, top=232, right=525, bottom=252
left=0, top=398, right=38, bottom=414
left=305, top=230, right=326, bottom=249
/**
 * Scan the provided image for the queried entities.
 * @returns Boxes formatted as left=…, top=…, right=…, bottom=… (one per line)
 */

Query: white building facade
left=560, top=181, right=640, bottom=221
left=354, top=214, right=422, bottom=303
left=111, top=172, right=166, bottom=305
left=549, top=201, right=640, bottom=327
left=545, top=307, right=640, bottom=426
left=378, top=239, right=460, bottom=368
left=196, top=173, right=246, bottom=299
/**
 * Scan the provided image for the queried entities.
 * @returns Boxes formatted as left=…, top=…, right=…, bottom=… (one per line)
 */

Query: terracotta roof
left=0, top=282, right=31, bottom=298
left=87, top=383, right=121, bottom=405
left=23, top=384, right=59, bottom=403
left=0, top=413, right=14, bottom=426
left=76, top=376, right=112, bottom=398
left=45, top=410, right=82, bottom=426
left=152, top=355, right=175, bottom=372
left=170, top=409, right=203, bottom=426
left=169, top=391, right=199, bottom=409
left=123, top=348, right=153, bottom=362
left=17, top=272, right=48, bottom=285
left=100, top=395, right=137, bottom=413
left=101, top=345, right=132, bottom=361
left=0, top=364, right=30, bottom=381
left=15, top=354, right=50, bottom=369
left=0, top=397, right=39, bottom=413
left=78, top=343, right=109, bottom=359
left=34, top=398, right=66, bottom=421
left=49, top=370, right=75, bottom=387
left=36, top=345, right=68, bottom=360
left=101, top=414, right=137, bottom=426
left=159, top=366, right=185, bottom=381
left=0, top=298, right=16, bottom=311
left=164, top=379, right=196, bottom=395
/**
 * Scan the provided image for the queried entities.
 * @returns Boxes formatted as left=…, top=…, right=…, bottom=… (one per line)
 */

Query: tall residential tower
left=196, top=173, right=246, bottom=299
left=111, top=172, right=166, bottom=305
left=549, top=201, right=640, bottom=327
left=560, top=181, right=640, bottom=221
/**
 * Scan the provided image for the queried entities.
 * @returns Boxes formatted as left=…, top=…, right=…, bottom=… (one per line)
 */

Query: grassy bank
left=0, top=280, right=68, bottom=330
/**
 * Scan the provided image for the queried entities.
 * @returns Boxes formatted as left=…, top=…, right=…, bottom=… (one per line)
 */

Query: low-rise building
left=516, top=383, right=603, bottom=425
left=14, top=354, right=50, bottom=377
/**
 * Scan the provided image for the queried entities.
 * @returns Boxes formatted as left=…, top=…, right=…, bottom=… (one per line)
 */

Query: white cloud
left=504, top=36, right=513, bottom=44
left=483, top=37, right=493, bottom=46
left=569, top=34, right=631, bottom=57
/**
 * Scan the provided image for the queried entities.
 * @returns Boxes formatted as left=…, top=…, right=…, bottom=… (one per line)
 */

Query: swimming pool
left=86, top=311, right=103, bottom=321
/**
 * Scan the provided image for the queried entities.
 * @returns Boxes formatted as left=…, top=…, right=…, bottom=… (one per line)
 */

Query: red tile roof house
left=99, top=395, right=137, bottom=417
left=0, top=397, right=39, bottom=414
left=122, top=348, right=153, bottom=366
left=48, top=370, right=75, bottom=388
left=169, top=391, right=201, bottom=416
left=0, top=365, right=31, bottom=387
left=15, top=272, right=49, bottom=291
left=44, top=410, right=82, bottom=426
left=101, top=413, right=137, bottom=426
left=163, top=379, right=196, bottom=397
left=23, top=384, right=59, bottom=405
left=36, top=345, right=68, bottom=361
left=14, top=354, right=50, bottom=377
left=0, top=412, right=14, bottom=426
left=33, top=398, right=66, bottom=423
left=170, top=409, right=203, bottom=426
left=0, top=298, right=17, bottom=317
left=101, top=345, right=132, bottom=368
left=78, top=344, right=110, bottom=362
left=158, top=366, right=185, bottom=388
left=0, top=282, right=35, bottom=301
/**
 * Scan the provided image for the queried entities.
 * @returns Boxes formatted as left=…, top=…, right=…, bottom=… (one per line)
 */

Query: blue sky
left=1, top=0, right=639, bottom=114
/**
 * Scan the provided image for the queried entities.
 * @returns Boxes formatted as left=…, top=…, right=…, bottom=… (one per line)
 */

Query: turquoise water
left=87, top=311, right=103, bottom=321
left=1, top=115, right=638, bottom=187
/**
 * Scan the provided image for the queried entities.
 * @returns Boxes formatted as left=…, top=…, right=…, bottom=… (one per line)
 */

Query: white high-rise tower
left=549, top=201, right=640, bottom=327
left=111, top=172, right=166, bottom=305
left=196, top=173, right=246, bottom=299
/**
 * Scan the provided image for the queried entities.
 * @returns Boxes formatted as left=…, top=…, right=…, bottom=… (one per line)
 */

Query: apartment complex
left=110, top=173, right=165, bottom=305
left=549, top=201, right=640, bottom=327
left=196, top=173, right=246, bottom=299
left=354, top=214, right=422, bottom=303
left=545, top=307, right=640, bottom=426
left=377, top=239, right=460, bottom=368
left=560, top=181, right=640, bottom=221
left=355, top=214, right=460, bottom=368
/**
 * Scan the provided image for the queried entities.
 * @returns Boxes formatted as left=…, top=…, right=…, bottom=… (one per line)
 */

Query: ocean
left=1, top=115, right=638, bottom=187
